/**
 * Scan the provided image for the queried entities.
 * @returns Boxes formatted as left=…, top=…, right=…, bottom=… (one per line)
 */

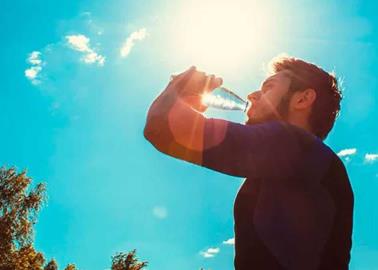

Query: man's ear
left=293, top=88, right=316, bottom=109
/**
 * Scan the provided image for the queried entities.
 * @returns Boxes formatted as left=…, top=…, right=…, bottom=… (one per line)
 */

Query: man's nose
left=247, top=91, right=261, bottom=102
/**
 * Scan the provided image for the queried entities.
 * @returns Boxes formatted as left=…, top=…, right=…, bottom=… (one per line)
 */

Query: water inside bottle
left=202, top=87, right=249, bottom=112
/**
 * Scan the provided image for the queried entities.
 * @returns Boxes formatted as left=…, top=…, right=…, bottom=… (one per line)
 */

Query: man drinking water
left=144, top=55, right=354, bottom=270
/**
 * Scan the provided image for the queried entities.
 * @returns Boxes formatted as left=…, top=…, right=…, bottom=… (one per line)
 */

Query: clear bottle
left=202, top=87, right=250, bottom=112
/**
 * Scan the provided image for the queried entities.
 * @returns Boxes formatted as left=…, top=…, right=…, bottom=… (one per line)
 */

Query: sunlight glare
left=171, top=0, right=274, bottom=72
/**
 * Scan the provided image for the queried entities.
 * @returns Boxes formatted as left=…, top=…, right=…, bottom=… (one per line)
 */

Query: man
left=144, top=56, right=354, bottom=270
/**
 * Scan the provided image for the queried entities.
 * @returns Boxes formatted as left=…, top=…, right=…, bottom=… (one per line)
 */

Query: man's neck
left=287, top=114, right=313, bottom=135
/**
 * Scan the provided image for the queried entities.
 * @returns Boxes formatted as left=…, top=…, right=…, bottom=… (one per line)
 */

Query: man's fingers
left=203, top=75, right=223, bottom=94
left=170, top=66, right=196, bottom=83
left=203, top=75, right=215, bottom=93
left=169, top=66, right=223, bottom=96
left=210, top=75, right=223, bottom=90
left=180, top=70, right=209, bottom=96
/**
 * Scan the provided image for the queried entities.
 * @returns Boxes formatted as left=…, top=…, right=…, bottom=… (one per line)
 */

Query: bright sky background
left=1, top=0, right=378, bottom=269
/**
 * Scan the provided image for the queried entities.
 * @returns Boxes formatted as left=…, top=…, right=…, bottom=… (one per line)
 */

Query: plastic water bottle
left=202, top=87, right=250, bottom=112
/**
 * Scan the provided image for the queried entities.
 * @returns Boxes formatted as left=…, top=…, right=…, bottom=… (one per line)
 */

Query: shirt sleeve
left=202, top=119, right=305, bottom=179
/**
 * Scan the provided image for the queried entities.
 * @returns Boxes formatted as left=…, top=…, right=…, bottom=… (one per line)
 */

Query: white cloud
left=83, top=51, right=105, bottom=65
left=28, top=51, right=42, bottom=65
left=25, top=66, right=41, bottom=80
left=201, top=252, right=215, bottom=258
left=120, top=28, right=148, bottom=58
left=66, top=34, right=105, bottom=66
left=365, top=153, right=378, bottom=163
left=222, top=238, right=235, bottom=245
left=66, top=34, right=91, bottom=52
left=25, top=51, right=43, bottom=85
left=207, top=247, right=220, bottom=253
left=337, top=148, right=357, bottom=157
left=200, top=247, right=220, bottom=258
left=152, top=206, right=168, bottom=219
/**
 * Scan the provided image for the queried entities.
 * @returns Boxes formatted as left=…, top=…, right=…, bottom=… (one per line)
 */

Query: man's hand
left=145, top=65, right=227, bottom=163
left=168, top=66, right=223, bottom=112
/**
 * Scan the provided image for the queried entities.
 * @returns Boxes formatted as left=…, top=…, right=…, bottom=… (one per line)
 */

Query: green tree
left=1, top=166, right=147, bottom=270
left=0, top=167, right=46, bottom=270
left=111, top=249, right=147, bottom=270
left=44, top=259, right=58, bottom=270
left=11, top=245, right=46, bottom=270
left=63, top=264, right=77, bottom=270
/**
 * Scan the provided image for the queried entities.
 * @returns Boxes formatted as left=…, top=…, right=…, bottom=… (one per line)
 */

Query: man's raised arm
left=143, top=66, right=227, bottom=165
left=143, top=66, right=292, bottom=178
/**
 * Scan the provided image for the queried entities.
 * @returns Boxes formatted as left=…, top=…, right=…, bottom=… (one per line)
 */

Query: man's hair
left=268, top=55, right=342, bottom=140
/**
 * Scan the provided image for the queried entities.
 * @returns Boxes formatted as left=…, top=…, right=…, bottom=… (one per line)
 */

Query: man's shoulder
left=249, top=120, right=318, bottom=149
left=237, top=120, right=313, bottom=141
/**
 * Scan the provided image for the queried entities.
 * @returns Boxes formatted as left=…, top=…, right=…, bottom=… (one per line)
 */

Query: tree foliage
left=63, top=264, right=77, bottom=270
left=0, top=167, right=46, bottom=269
left=111, top=249, right=148, bottom=270
left=0, top=166, right=147, bottom=270
left=10, top=245, right=45, bottom=270
left=44, top=259, right=58, bottom=270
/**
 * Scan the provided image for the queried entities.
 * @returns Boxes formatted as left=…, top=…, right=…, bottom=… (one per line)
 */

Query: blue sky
left=1, top=0, right=378, bottom=269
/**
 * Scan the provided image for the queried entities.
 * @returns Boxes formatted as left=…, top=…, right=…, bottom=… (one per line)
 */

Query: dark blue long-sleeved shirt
left=201, top=120, right=354, bottom=270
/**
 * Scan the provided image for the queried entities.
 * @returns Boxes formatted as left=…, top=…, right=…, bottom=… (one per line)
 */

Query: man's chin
left=245, top=114, right=281, bottom=125
left=245, top=118, right=257, bottom=125
left=245, top=117, right=265, bottom=125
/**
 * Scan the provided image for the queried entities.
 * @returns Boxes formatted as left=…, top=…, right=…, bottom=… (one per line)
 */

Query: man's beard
left=245, top=92, right=292, bottom=125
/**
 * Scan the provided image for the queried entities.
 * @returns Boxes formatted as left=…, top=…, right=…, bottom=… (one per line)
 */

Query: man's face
left=245, top=70, right=292, bottom=125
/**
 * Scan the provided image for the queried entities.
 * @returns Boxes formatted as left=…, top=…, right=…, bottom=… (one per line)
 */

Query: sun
left=169, top=0, right=274, bottom=72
